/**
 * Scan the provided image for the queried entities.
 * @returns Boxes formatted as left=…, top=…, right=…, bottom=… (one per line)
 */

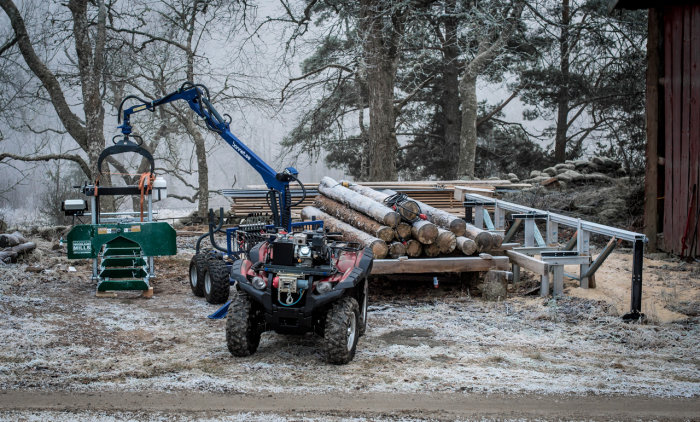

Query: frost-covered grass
left=0, top=241, right=698, bottom=398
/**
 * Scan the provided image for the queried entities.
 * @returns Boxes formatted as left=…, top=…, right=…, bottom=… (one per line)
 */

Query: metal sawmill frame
left=463, top=193, right=648, bottom=320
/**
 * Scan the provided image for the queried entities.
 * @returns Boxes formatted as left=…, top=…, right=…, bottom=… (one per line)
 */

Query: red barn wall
left=663, top=5, right=700, bottom=257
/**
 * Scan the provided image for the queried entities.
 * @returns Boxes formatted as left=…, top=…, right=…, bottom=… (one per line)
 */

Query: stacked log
left=301, top=206, right=389, bottom=259
left=313, top=195, right=394, bottom=242
left=318, top=177, right=400, bottom=227
left=306, top=178, right=502, bottom=260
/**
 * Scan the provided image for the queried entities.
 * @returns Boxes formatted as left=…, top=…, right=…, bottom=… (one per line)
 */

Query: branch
left=0, top=0, right=87, bottom=145
left=0, top=152, right=90, bottom=177
left=281, top=64, right=354, bottom=102
left=477, top=89, right=519, bottom=127
left=0, top=34, right=17, bottom=56
left=394, top=75, right=435, bottom=114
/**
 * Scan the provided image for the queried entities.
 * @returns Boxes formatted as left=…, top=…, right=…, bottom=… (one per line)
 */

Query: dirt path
left=1, top=390, right=698, bottom=421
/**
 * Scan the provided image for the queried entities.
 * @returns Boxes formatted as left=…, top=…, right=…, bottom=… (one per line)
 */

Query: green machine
left=64, top=138, right=176, bottom=296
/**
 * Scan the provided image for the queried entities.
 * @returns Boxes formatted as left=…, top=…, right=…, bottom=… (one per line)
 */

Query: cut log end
left=412, top=220, right=439, bottom=245
left=448, top=219, right=467, bottom=237
left=436, top=229, right=457, bottom=254
left=395, top=223, right=412, bottom=240
left=388, top=241, right=407, bottom=259
left=456, top=236, right=477, bottom=256
left=423, top=243, right=441, bottom=257
left=405, top=239, right=422, bottom=257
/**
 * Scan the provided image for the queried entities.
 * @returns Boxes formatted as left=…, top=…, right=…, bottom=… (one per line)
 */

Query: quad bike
left=226, top=228, right=373, bottom=364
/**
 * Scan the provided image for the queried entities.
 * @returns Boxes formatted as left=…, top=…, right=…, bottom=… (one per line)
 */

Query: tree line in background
left=0, top=0, right=647, bottom=219
left=279, top=0, right=646, bottom=180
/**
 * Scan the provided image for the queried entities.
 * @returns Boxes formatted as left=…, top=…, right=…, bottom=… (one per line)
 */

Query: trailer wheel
left=203, top=259, right=230, bottom=304
left=358, top=277, right=368, bottom=337
left=322, top=297, right=359, bottom=364
left=188, top=254, right=207, bottom=297
left=226, top=293, right=262, bottom=357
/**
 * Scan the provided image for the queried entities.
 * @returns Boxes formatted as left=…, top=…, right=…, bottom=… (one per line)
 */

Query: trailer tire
left=188, top=254, right=207, bottom=297
left=322, top=297, right=359, bottom=364
left=203, top=259, right=230, bottom=304
left=226, top=293, right=262, bottom=357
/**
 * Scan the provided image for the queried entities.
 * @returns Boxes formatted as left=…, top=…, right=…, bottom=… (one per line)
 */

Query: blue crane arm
left=117, top=83, right=299, bottom=229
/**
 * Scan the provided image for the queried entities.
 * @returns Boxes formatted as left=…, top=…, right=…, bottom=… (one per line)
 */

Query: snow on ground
left=0, top=237, right=698, bottom=399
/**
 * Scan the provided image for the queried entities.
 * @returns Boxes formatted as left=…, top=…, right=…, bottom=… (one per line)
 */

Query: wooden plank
left=663, top=10, right=674, bottom=252
left=694, top=6, right=700, bottom=257
left=672, top=8, right=683, bottom=254
left=645, top=8, right=660, bottom=252
left=505, top=250, right=548, bottom=276
left=680, top=7, right=692, bottom=255
left=370, top=256, right=509, bottom=274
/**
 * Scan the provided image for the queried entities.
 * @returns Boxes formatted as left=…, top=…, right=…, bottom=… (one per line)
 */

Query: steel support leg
left=623, top=239, right=645, bottom=320
left=552, top=265, right=564, bottom=296
left=512, top=264, right=520, bottom=284
left=540, top=272, right=550, bottom=297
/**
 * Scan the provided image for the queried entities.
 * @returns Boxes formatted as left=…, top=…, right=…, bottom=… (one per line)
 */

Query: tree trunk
left=318, top=177, right=400, bottom=227
left=456, top=236, right=477, bottom=255
left=405, top=239, right=422, bottom=257
left=464, top=223, right=493, bottom=251
left=0, top=241, right=36, bottom=263
left=360, top=0, right=403, bottom=181
left=388, top=241, right=407, bottom=258
left=457, top=74, right=478, bottom=178
left=441, top=0, right=461, bottom=179
left=0, top=231, right=26, bottom=247
left=436, top=228, right=457, bottom=254
left=301, top=206, right=388, bottom=259
left=409, top=197, right=466, bottom=237
left=423, top=243, right=441, bottom=257
left=411, top=220, right=439, bottom=245
left=344, top=182, right=420, bottom=221
left=313, top=195, right=394, bottom=242
left=395, top=222, right=412, bottom=240
left=554, top=0, right=570, bottom=163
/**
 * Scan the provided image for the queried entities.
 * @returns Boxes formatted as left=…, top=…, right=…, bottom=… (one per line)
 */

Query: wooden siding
left=663, top=5, right=700, bottom=257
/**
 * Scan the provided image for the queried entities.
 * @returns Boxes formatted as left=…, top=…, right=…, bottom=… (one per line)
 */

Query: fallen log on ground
left=313, top=195, right=394, bottom=242
left=411, top=219, right=438, bottom=245
left=405, top=239, right=422, bottom=257
left=0, top=231, right=27, bottom=248
left=301, top=206, right=388, bottom=259
left=318, top=177, right=400, bottom=228
left=456, top=236, right=478, bottom=255
left=436, top=228, right=457, bottom=254
left=343, top=181, right=421, bottom=221
left=0, top=241, right=37, bottom=263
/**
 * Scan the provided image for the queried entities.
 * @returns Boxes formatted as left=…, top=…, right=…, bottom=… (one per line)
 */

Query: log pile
left=301, top=177, right=504, bottom=260
left=0, top=231, right=37, bottom=264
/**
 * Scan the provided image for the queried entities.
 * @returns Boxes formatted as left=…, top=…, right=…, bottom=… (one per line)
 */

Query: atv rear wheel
left=188, top=254, right=207, bottom=297
left=226, top=293, right=263, bottom=357
left=204, top=259, right=230, bottom=304
left=322, top=297, right=360, bottom=364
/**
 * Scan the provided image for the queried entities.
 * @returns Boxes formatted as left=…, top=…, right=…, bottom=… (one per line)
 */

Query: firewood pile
left=0, top=231, right=37, bottom=264
left=301, top=177, right=504, bottom=260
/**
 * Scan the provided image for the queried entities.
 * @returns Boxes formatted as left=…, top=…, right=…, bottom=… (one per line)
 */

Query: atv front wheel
left=203, top=259, right=230, bottom=304
left=322, top=297, right=360, bottom=364
left=188, top=254, right=207, bottom=297
left=226, top=293, right=263, bottom=357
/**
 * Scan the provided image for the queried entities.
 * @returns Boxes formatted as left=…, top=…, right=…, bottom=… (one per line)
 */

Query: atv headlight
left=316, top=281, right=332, bottom=294
left=252, top=276, right=266, bottom=290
